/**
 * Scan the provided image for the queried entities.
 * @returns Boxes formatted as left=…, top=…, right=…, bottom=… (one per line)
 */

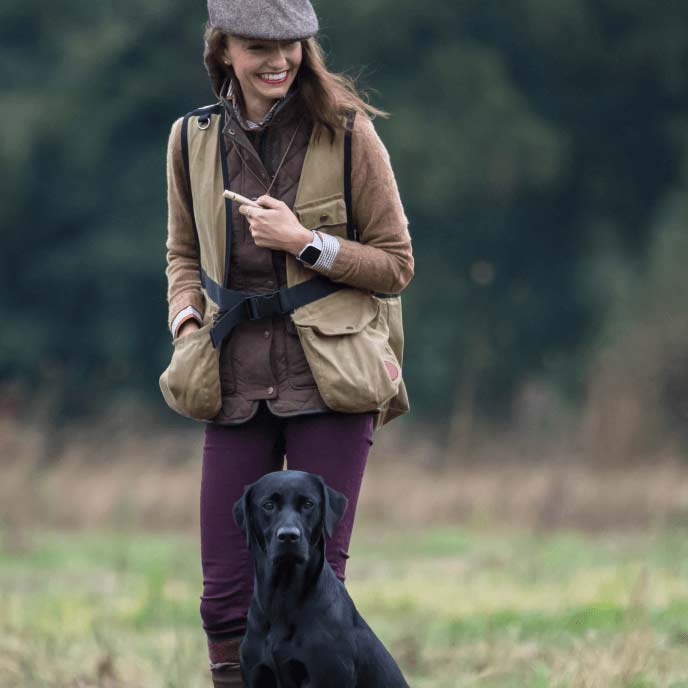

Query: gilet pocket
left=159, top=322, right=222, bottom=421
left=294, top=192, right=349, bottom=239
left=291, top=288, right=402, bottom=413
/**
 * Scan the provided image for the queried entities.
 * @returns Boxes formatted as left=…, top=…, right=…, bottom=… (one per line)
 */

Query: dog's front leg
left=249, top=663, right=279, bottom=688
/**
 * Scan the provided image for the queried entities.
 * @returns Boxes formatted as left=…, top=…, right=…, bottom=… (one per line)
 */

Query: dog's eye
left=262, top=501, right=275, bottom=511
left=303, top=500, right=314, bottom=509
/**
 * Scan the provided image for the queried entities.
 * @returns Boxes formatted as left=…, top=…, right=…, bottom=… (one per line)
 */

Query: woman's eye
left=263, top=501, right=274, bottom=510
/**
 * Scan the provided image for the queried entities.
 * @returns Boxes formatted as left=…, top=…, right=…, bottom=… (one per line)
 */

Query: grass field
left=2, top=524, right=688, bottom=688
left=3, top=419, right=688, bottom=686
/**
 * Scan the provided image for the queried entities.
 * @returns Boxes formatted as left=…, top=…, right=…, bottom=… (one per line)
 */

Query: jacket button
left=267, top=386, right=275, bottom=395
left=264, top=330, right=270, bottom=339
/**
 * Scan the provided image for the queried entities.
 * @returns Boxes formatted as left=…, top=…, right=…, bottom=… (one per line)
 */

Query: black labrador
left=233, top=469, right=410, bottom=688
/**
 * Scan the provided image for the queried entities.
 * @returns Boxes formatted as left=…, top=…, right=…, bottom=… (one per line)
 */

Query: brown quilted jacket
left=165, top=94, right=414, bottom=424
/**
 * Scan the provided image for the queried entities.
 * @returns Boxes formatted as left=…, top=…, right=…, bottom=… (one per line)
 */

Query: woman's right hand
left=177, top=319, right=200, bottom=338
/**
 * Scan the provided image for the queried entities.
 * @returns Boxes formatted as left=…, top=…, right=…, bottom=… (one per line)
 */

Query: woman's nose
left=268, top=47, right=289, bottom=66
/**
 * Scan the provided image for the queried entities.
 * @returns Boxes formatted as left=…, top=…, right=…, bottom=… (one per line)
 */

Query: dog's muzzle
left=277, top=526, right=301, bottom=543
left=270, top=525, right=308, bottom=563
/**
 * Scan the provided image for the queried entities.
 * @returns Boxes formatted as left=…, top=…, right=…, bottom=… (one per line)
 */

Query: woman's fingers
left=239, top=204, right=266, bottom=221
left=256, top=195, right=284, bottom=209
left=239, top=197, right=297, bottom=250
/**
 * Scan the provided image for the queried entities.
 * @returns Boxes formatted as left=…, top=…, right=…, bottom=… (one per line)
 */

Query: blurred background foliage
left=4, top=0, right=688, bottom=452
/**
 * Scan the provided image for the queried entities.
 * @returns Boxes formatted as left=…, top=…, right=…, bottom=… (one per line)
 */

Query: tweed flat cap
left=208, top=0, right=319, bottom=40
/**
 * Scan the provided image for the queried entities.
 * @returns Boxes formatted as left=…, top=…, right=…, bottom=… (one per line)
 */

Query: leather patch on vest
left=384, top=360, right=400, bottom=381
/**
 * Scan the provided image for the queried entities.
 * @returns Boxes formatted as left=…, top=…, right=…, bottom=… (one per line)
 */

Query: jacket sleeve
left=310, top=114, right=414, bottom=294
left=165, top=116, right=205, bottom=335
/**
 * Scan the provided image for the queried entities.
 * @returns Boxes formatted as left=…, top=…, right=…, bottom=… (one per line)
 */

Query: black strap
left=344, top=110, right=358, bottom=241
left=217, top=114, right=233, bottom=286
left=181, top=106, right=224, bottom=284
left=201, top=268, right=345, bottom=348
left=180, top=112, right=201, bottom=256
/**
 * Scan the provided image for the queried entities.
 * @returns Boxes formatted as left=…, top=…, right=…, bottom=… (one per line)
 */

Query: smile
left=258, top=71, right=289, bottom=85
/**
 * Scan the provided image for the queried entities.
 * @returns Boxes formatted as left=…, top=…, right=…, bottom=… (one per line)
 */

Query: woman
left=162, top=0, right=413, bottom=684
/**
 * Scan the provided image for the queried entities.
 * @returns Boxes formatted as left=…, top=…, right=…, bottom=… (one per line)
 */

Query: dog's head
left=233, top=470, right=348, bottom=566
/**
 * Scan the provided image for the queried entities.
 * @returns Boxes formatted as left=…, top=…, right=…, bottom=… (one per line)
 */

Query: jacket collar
left=219, top=74, right=298, bottom=133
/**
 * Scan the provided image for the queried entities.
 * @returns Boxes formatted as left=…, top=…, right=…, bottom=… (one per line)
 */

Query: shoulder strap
left=180, top=111, right=200, bottom=256
left=344, top=109, right=358, bottom=242
left=179, top=104, right=221, bottom=246
left=181, top=103, right=230, bottom=286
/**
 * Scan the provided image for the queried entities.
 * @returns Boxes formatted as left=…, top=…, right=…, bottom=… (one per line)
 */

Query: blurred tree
left=3, top=0, right=688, bottom=432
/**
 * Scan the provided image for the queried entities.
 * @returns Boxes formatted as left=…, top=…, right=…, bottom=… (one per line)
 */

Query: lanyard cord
left=228, top=113, right=302, bottom=197
left=225, top=103, right=303, bottom=196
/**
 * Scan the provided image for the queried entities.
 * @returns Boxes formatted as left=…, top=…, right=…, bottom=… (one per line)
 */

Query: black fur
left=233, top=469, right=410, bottom=688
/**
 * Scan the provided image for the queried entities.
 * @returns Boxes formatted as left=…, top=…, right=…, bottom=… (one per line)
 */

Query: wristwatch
left=296, top=230, right=324, bottom=266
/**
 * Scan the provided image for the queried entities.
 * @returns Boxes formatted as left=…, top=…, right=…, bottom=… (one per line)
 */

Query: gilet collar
left=219, top=74, right=298, bottom=132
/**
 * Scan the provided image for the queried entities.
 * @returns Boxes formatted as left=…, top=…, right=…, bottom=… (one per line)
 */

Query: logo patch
left=384, top=360, right=399, bottom=381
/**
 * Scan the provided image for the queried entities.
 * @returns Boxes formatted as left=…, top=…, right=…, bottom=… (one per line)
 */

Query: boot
left=208, top=636, right=244, bottom=687
left=210, top=664, right=243, bottom=687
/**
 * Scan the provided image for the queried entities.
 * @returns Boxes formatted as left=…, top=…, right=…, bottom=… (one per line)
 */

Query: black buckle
left=245, top=291, right=283, bottom=320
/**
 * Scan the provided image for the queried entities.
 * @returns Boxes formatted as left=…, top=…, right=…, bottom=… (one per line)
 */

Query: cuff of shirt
left=171, top=305, right=203, bottom=338
left=311, top=232, right=340, bottom=273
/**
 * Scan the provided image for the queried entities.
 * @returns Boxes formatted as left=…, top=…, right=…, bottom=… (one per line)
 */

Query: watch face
left=300, top=246, right=322, bottom=265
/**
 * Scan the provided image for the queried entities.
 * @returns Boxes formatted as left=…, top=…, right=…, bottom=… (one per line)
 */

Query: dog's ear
left=233, top=484, right=254, bottom=549
left=316, top=476, right=348, bottom=538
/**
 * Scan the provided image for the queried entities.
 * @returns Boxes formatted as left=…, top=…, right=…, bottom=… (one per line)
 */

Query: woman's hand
left=177, top=319, right=200, bottom=338
left=239, top=195, right=313, bottom=255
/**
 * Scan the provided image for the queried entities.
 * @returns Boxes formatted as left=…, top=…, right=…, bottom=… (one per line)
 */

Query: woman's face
left=223, top=36, right=302, bottom=110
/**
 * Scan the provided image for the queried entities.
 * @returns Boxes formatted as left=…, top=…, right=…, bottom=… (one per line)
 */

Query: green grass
left=1, top=525, right=688, bottom=687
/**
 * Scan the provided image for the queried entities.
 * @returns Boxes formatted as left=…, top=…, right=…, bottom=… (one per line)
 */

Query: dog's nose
left=276, top=526, right=301, bottom=543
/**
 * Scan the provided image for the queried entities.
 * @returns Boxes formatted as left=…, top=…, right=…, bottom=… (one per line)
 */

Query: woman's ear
left=222, top=35, right=233, bottom=67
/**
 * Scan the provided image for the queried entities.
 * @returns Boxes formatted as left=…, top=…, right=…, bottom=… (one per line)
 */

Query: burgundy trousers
left=199, top=401, right=374, bottom=645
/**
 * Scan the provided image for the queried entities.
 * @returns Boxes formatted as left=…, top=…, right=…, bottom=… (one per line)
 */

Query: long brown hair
left=203, top=23, right=389, bottom=142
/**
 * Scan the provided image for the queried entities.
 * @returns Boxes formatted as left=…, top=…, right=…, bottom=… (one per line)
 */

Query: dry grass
left=3, top=410, right=688, bottom=686
left=358, top=455, right=688, bottom=533
left=2, top=415, right=688, bottom=542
